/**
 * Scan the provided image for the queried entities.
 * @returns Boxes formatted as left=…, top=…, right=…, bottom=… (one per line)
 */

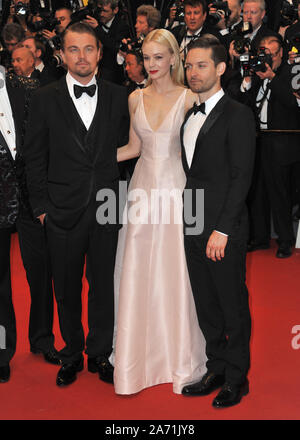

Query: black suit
left=181, top=94, right=256, bottom=384
left=0, top=74, right=55, bottom=367
left=172, top=22, right=223, bottom=48
left=95, top=15, right=130, bottom=85
left=24, top=76, right=129, bottom=363
left=240, top=63, right=300, bottom=245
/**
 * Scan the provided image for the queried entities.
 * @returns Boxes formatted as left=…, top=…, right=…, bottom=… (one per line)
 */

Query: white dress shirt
left=183, top=88, right=225, bottom=168
left=0, top=70, right=17, bottom=159
left=66, top=72, right=98, bottom=131
left=183, top=88, right=227, bottom=236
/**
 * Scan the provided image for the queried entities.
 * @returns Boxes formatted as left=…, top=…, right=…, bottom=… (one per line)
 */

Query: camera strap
left=256, top=80, right=271, bottom=127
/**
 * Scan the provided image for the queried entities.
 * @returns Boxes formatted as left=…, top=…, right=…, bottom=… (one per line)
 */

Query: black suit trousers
left=247, top=137, right=271, bottom=244
left=0, top=213, right=54, bottom=366
left=45, top=203, right=118, bottom=363
left=184, top=236, right=251, bottom=385
left=262, top=135, right=297, bottom=244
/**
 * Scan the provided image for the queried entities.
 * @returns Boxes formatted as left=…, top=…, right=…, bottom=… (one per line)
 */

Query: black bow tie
left=193, top=102, right=206, bottom=115
left=136, top=83, right=145, bottom=89
left=74, top=84, right=97, bottom=99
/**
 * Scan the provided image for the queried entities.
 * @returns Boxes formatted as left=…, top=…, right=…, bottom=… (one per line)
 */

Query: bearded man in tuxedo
left=24, top=22, right=129, bottom=387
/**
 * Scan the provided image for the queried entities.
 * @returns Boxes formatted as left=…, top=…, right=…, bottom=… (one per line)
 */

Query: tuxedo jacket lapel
left=190, top=95, right=228, bottom=169
left=181, top=106, right=195, bottom=174
left=54, top=77, right=88, bottom=155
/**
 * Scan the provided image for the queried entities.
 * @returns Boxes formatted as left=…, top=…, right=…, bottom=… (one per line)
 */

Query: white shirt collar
left=103, top=16, right=115, bottom=30
left=66, top=72, right=97, bottom=99
left=186, top=26, right=203, bottom=37
left=36, top=61, right=44, bottom=72
left=200, top=88, right=225, bottom=116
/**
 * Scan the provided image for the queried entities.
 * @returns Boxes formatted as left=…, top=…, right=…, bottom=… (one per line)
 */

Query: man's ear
left=216, top=61, right=226, bottom=77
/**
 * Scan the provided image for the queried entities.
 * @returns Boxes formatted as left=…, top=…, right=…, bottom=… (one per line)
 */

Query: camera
left=119, top=35, right=145, bottom=54
left=71, top=0, right=101, bottom=23
left=14, top=1, right=30, bottom=15
left=240, top=47, right=273, bottom=77
left=31, top=11, right=61, bottom=32
left=280, top=0, right=299, bottom=27
left=207, top=1, right=231, bottom=26
left=174, top=0, right=185, bottom=25
left=232, top=21, right=253, bottom=54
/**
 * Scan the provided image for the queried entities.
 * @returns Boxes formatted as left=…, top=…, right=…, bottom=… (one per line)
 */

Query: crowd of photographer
left=0, top=0, right=300, bottom=259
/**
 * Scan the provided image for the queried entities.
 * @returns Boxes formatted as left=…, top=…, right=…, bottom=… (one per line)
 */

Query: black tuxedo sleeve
left=23, top=89, right=50, bottom=218
left=215, top=104, right=256, bottom=235
left=117, top=86, right=130, bottom=147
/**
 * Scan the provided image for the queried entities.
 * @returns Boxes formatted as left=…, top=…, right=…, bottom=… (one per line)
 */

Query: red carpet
left=1, top=233, right=300, bottom=420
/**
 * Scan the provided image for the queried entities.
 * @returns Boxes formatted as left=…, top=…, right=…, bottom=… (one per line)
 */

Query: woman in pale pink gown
left=113, top=29, right=207, bottom=395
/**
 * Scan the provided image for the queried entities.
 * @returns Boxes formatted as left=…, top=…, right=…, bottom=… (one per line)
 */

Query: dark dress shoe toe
left=31, top=348, right=61, bottom=365
left=0, top=364, right=10, bottom=383
left=182, top=372, right=225, bottom=396
left=212, top=380, right=249, bottom=408
left=247, top=241, right=270, bottom=252
left=56, top=356, right=84, bottom=387
left=276, top=244, right=292, bottom=258
left=88, top=356, right=114, bottom=384
left=43, top=349, right=62, bottom=365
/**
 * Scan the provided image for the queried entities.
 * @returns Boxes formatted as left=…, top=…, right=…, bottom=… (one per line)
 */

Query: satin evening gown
left=113, top=88, right=207, bottom=395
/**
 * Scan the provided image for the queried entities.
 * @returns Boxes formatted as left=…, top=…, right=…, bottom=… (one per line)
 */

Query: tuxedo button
left=7, top=130, right=11, bottom=134
left=0, top=113, right=4, bottom=116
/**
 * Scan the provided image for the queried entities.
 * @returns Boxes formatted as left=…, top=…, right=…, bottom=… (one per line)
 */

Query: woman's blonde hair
left=142, top=28, right=184, bottom=86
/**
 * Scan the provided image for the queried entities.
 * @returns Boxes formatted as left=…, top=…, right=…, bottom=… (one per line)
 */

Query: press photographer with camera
left=228, top=0, right=278, bottom=68
left=208, top=0, right=242, bottom=36
left=116, top=5, right=160, bottom=79
left=82, top=0, right=130, bottom=84
left=284, top=2, right=300, bottom=63
left=240, top=35, right=300, bottom=258
left=171, top=0, right=223, bottom=61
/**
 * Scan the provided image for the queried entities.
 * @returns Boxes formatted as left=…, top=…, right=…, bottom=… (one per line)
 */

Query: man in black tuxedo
left=240, top=35, right=300, bottom=257
left=0, top=69, right=59, bottom=383
left=24, top=22, right=129, bottom=387
left=171, top=0, right=223, bottom=62
left=84, top=0, right=130, bottom=84
left=181, top=37, right=255, bottom=408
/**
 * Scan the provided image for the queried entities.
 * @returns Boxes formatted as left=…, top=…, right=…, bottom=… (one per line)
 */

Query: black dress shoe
left=0, top=364, right=10, bottom=383
left=56, top=356, right=84, bottom=387
left=31, top=348, right=62, bottom=365
left=247, top=241, right=270, bottom=252
left=88, top=356, right=114, bottom=384
left=182, top=372, right=225, bottom=396
left=276, top=244, right=292, bottom=258
left=212, top=380, right=249, bottom=408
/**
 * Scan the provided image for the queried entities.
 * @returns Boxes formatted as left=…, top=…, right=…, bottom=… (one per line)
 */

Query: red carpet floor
left=1, top=233, right=300, bottom=420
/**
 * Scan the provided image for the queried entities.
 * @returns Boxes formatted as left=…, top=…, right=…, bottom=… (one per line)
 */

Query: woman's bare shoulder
left=128, top=89, right=141, bottom=114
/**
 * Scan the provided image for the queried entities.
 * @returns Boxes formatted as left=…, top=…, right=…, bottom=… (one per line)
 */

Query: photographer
left=1, top=22, right=25, bottom=71
left=171, top=0, right=223, bottom=61
left=240, top=35, right=300, bottom=258
left=229, top=0, right=278, bottom=67
left=116, top=5, right=160, bottom=76
left=208, top=0, right=242, bottom=36
left=41, top=6, right=72, bottom=40
left=21, top=36, right=60, bottom=85
left=124, top=49, right=147, bottom=94
left=285, top=2, right=300, bottom=63
left=82, top=0, right=130, bottom=84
